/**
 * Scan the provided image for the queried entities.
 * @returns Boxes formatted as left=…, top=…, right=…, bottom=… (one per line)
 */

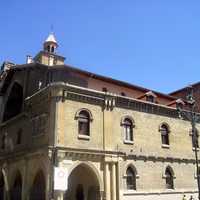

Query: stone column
left=56, top=191, right=64, bottom=200
left=111, top=163, right=116, bottom=200
left=104, top=162, right=111, bottom=200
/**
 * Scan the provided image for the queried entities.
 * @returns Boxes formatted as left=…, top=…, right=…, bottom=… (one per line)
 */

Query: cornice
left=24, top=82, right=200, bottom=121
left=52, top=146, right=197, bottom=164
left=127, top=154, right=196, bottom=164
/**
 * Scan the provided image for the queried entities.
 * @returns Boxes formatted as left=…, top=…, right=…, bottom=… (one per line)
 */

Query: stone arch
left=0, top=171, right=4, bottom=200
left=159, top=122, right=171, bottom=133
left=120, top=115, right=135, bottom=126
left=0, top=168, right=8, bottom=200
left=163, top=165, right=175, bottom=189
left=27, top=156, right=48, bottom=200
left=75, top=108, right=93, bottom=121
left=30, top=170, right=46, bottom=200
left=123, top=163, right=139, bottom=178
left=3, top=82, right=23, bottom=122
left=65, top=161, right=103, bottom=200
left=163, top=165, right=175, bottom=177
left=68, top=161, right=103, bottom=191
left=122, top=162, right=139, bottom=190
left=1, top=167, right=9, bottom=193
left=10, top=170, right=22, bottom=200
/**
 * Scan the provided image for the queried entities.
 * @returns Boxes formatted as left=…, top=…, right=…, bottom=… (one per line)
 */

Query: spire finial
left=50, top=24, right=54, bottom=34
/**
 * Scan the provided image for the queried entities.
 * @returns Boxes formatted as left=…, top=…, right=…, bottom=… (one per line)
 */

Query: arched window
left=122, top=118, right=134, bottom=142
left=78, top=110, right=90, bottom=136
left=165, top=167, right=174, bottom=189
left=160, top=124, right=170, bottom=145
left=192, top=128, right=199, bottom=148
left=47, top=45, right=50, bottom=52
left=3, top=83, right=23, bottom=122
left=51, top=46, right=54, bottom=53
left=126, top=167, right=136, bottom=190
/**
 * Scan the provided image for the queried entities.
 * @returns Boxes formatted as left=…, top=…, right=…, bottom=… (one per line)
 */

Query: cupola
left=43, top=33, right=58, bottom=54
left=34, top=33, right=65, bottom=66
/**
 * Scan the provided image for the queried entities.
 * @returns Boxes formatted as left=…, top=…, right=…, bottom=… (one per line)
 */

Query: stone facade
left=0, top=35, right=199, bottom=200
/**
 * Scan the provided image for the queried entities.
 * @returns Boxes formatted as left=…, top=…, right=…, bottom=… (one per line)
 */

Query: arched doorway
left=3, top=82, right=23, bottom=122
left=0, top=172, right=4, bottom=200
left=10, top=171, right=22, bottom=200
left=30, top=170, right=46, bottom=200
left=65, top=163, right=101, bottom=200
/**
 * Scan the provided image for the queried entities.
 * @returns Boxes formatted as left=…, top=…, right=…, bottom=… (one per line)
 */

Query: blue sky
left=1, top=1, right=200, bottom=93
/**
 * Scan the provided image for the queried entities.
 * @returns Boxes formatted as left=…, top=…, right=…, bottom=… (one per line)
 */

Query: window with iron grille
left=78, top=111, right=90, bottom=136
left=165, top=167, right=174, bottom=189
left=123, top=118, right=133, bottom=142
left=126, top=167, right=136, bottom=190
left=160, top=124, right=169, bottom=145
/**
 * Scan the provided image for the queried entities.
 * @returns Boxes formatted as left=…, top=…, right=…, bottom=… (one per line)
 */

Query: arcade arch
left=30, top=170, right=46, bottom=200
left=10, top=171, right=22, bottom=200
left=65, top=162, right=102, bottom=200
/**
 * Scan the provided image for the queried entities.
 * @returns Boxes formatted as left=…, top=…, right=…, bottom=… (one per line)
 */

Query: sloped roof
left=5, top=62, right=176, bottom=102
left=169, top=81, right=200, bottom=95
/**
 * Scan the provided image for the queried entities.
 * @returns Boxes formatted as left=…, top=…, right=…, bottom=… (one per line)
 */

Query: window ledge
left=78, top=134, right=90, bottom=140
left=123, top=189, right=137, bottom=194
left=192, top=147, right=199, bottom=151
left=162, top=144, right=170, bottom=149
left=124, top=140, right=134, bottom=145
left=124, top=174, right=139, bottom=178
left=165, top=188, right=175, bottom=191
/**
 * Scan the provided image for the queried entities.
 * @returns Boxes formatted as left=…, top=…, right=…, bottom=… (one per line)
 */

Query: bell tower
left=43, top=33, right=58, bottom=54
left=34, top=33, right=65, bottom=66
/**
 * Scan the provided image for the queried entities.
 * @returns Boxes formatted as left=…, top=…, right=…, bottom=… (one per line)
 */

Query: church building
left=0, top=34, right=199, bottom=200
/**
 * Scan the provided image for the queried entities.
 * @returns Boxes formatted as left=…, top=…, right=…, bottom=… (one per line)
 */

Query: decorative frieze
left=63, top=91, right=104, bottom=106
left=54, top=147, right=198, bottom=164
left=23, top=83, right=200, bottom=121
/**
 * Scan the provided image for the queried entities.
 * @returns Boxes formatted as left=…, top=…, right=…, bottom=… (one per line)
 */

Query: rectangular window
left=127, top=176, right=134, bottom=190
left=161, top=134, right=169, bottom=145
left=146, top=95, right=154, bottom=103
left=78, top=120, right=89, bottom=136
left=125, top=126, right=132, bottom=141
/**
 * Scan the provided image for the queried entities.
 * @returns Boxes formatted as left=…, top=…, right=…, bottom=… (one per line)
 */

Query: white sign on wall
left=54, top=167, right=68, bottom=191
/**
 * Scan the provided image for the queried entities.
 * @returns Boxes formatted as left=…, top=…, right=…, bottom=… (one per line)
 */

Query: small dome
left=43, top=33, right=58, bottom=53
left=45, top=33, right=57, bottom=44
